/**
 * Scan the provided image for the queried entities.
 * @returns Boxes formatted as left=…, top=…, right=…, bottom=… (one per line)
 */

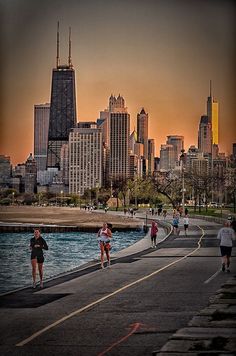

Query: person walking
left=30, top=229, right=48, bottom=289
left=183, top=215, right=189, bottom=236
left=150, top=221, right=158, bottom=248
left=217, top=220, right=235, bottom=272
left=97, top=223, right=112, bottom=268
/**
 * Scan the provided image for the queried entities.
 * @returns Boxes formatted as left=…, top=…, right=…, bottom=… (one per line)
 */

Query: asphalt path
left=0, top=215, right=235, bottom=356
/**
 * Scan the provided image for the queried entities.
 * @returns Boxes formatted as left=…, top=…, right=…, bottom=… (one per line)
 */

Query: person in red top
left=151, top=221, right=158, bottom=248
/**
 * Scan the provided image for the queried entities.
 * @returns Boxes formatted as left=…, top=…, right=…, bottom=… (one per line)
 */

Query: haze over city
left=0, top=0, right=235, bottom=165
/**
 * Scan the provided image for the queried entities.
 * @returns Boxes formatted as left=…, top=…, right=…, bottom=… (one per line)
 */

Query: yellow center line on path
left=16, top=225, right=205, bottom=347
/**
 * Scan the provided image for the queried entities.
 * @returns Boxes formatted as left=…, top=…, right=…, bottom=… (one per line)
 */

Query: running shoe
left=33, top=282, right=36, bottom=289
left=222, top=264, right=225, bottom=272
left=40, top=281, right=43, bottom=288
left=226, top=268, right=230, bottom=273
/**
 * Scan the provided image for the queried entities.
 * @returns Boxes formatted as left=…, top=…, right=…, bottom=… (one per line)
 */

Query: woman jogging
left=150, top=221, right=158, bottom=248
left=30, top=229, right=48, bottom=288
left=217, top=220, right=235, bottom=273
left=97, top=223, right=112, bottom=268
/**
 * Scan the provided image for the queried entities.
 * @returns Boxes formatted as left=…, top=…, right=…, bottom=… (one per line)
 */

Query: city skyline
left=1, top=0, right=235, bottom=165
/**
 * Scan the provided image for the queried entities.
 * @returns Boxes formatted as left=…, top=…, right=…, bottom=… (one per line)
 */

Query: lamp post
left=60, top=190, right=63, bottom=206
left=12, top=192, right=15, bottom=205
left=77, top=190, right=80, bottom=209
left=95, top=180, right=99, bottom=206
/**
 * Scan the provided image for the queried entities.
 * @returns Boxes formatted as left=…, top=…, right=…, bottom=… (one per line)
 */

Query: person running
left=183, top=215, right=189, bottom=236
left=217, top=220, right=235, bottom=272
left=97, top=223, right=112, bottom=268
left=173, top=214, right=180, bottom=235
left=150, top=221, right=158, bottom=248
left=30, top=229, right=48, bottom=288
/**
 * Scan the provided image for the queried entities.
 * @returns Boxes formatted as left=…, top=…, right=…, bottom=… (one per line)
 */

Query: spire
left=56, top=21, right=60, bottom=68
left=209, top=79, right=212, bottom=98
left=68, top=27, right=72, bottom=68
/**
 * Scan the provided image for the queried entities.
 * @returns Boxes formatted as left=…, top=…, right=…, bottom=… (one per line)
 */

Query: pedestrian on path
left=217, top=220, right=235, bottom=273
left=150, top=220, right=158, bottom=248
left=183, top=215, right=189, bottom=236
left=30, top=229, right=48, bottom=289
left=173, top=214, right=180, bottom=235
left=97, top=223, right=112, bottom=269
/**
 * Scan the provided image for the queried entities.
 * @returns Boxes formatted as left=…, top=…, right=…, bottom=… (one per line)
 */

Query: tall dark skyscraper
left=47, top=23, right=77, bottom=169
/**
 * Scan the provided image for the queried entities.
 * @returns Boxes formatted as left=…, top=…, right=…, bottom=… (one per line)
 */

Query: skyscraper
left=198, top=115, right=212, bottom=154
left=207, top=81, right=219, bottom=145
left=109, top=95, right=130, bottom=180
left=34, top=103, right=50, bottom=171
left=137, top=108, right=148, bottom=160
left=47, top=24, right=77, bottom=169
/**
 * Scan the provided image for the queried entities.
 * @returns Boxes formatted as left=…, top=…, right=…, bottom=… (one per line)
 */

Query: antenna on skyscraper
left=68, top=27, right=72, bottom=68
left=209, top=79, right=212, bottom=98
left=56, top=21, right=60, bottom=68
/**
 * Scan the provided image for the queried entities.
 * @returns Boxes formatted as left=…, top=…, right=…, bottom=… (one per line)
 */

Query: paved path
left=0, top=215, right=235, bottom=355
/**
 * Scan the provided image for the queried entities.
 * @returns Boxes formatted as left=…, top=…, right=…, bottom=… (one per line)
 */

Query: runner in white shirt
left=217, top=221, right=235, bottom=272
left=183, top=215, right=189, bottom=236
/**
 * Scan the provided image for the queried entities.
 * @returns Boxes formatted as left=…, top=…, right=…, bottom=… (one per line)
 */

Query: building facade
left=198, top=115, right=212, bottom=154
left=69, top=128, right=103, bottom=195
left=160, top=144, right=176, bottom=171
left=109, top=112, right=130, bottom=180
left=166, top=135, right=184, bottom=162
left=34, top=103, right=50, bottom=171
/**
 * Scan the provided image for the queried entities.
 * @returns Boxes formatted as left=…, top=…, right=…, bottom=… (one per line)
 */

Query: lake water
left=0, top=230, right=144, bottom=294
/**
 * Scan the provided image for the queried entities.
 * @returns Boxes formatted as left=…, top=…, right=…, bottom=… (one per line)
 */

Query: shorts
left=31, top=253, right=44, bottom=263
left=184, top=224, right=189, bottom=230
left=220, top=246, right=232, bottom=257
left=173, top=224, right=179, bottom=228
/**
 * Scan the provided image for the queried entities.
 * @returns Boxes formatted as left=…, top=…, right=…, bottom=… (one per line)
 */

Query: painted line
left=97, top=322, right=141, bottom=356
left=204, top=270, right=221, bottom=284
left=16, top=225, right=204, bottom=347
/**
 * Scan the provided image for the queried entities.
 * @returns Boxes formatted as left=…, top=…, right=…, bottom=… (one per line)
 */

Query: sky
left=0, top=0, right=235, bottom=165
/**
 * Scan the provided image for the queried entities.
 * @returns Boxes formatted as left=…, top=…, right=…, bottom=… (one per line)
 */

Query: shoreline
left=0, top=205, right=142, bottom=232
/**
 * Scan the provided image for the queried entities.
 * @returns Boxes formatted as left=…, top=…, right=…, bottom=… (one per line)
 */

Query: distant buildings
left=166, top=135, right=184, bottom=162
left=25, top=153, right=37, bottom=194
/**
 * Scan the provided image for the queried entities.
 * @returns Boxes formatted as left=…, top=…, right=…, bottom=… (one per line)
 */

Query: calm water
left=0, top=230, right=144, bottom=294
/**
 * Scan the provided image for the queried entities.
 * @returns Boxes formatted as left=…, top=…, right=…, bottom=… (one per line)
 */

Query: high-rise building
left=198, top=115, right=212, bottom=154
left=47, top=24, right=77, bottom=169
left=137, top=108, right=148, bottom=159
left=166, top=135, right=184, bottom=162
left=160, top=144, right=176, bottom=171
left=207, top=81, right=219, bottom=145
left=148, top=139, right=155, bottom=175
left=109, top=110, right=130, bottom=180
left=34, top=103, right=50, bottom=171
left=69, top=128, right=103, bottom=195
left=232, top=143, right=236, bottom=158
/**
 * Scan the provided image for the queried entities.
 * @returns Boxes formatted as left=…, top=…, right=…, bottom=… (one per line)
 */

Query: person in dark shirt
left=30, top=229, right=48, bottom=288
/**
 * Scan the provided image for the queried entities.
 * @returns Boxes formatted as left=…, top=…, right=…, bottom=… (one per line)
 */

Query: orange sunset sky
left=0, top=0, right=235, bottom=165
